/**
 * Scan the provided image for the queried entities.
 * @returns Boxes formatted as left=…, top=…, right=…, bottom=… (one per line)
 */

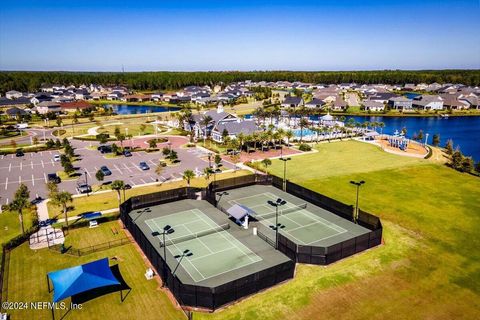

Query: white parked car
left=53, top=154, right=61, bottom=162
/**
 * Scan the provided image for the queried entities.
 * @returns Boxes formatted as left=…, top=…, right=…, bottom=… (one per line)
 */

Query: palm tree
left=201, top=115, right=213, bottom=145
left=182, top=170, right=195, bottom=187
left=244, top=134, right=252, bottom=153
left=299, top=118, right=309, bottom=143
left=52, top=191, right=73, bottom=228
left=111, top=180, right=125, bottom=206
left=251, top=132, right=259, bottom=151
left=285, top=130, right=294, bottom=146
left=261, top=158, right=272, bottom=175
left=378, top=122, right=385, bottom=136
left=10, top=183, right=30, bottom=235
left=260, top=132, right=270, bottom=151
left=203, top=167, right=214, bottom=181
left=237, top=133, right=245, bottom=153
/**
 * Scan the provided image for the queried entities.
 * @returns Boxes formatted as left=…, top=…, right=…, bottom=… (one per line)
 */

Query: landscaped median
left=47, top=170, right=253, bottom=220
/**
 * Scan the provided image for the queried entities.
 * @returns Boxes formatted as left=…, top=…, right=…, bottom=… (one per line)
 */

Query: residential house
left=6, top=107, right=28, bottom=119
left=6, top=90, right=23, bottom=99
left=0, top=97, right=31, bottom=107
left=441, top=95, right=469, bottom=110
left=412, top=95, right=444, bottom=110
left=332, top=97, right=347, bottom=111
left=367, top=92, right=398, bottom=104
left=35, top=101, right=61, bottom=114
left=459, top=95, right=479, bottom=109
left=60, top=101, right=94, bottom=112
left=151, top=93, right=163, bottom=102
left=363, top=100, right=385, bottom=112
left=388, top=96, right=413, bottom=110
left=281, top=96, right=304, bottom=108
left=304, top=98, right=326, bottom=109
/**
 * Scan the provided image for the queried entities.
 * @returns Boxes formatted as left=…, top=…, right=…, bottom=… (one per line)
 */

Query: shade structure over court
left=47, top=258, right=120, bottom=302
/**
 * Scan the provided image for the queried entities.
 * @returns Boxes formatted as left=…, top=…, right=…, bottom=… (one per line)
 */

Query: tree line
left=1, top=70, right=480, bottom=94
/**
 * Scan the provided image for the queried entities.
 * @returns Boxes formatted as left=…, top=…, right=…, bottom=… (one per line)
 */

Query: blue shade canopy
left=48, top=258, right=120, bottom=302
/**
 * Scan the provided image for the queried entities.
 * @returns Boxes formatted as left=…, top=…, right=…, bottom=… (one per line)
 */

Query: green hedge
left=298, top=143, right=312, bottom=151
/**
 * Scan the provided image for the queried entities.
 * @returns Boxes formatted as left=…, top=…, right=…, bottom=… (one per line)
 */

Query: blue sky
left=0, top=0, right=479, bottom=71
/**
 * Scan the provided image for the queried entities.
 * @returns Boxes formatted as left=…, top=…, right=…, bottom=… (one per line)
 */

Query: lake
left=102, top=104, right=180, bottom=115
left=347, top=115, right=480, bottom=161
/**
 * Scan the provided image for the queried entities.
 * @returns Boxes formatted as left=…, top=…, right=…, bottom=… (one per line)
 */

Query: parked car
left=31, top=196, right=43, bottom=205
left=76, top=183, right=92, bottom=194
left=124, top=184, right=132, bottom=190
left=47, top=173, right=61, bottom=184
left=53, top=154, right=61, bottom=162
left=139, top=162, right=150, bottom=170
left=15, top=149, right=24, bottom=157
left=100, top=166, right=112, bottom=176
left=123, top=150, right=132, bottom=157
left=98, top=145, right=112, bottom=154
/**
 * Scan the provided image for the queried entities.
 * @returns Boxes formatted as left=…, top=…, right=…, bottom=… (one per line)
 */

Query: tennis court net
left=256, top=203, right=307, bottom=221
left=162, top=224, right=230, bottom=246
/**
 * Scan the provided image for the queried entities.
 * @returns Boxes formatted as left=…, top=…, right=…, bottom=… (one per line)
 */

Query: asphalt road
left=0, top=137, right=232, bottom=206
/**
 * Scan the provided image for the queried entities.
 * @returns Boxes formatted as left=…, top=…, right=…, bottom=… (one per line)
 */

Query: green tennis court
left=145, top=209, right=262, bottom=282
left=229, top=191, right=348, bottom=245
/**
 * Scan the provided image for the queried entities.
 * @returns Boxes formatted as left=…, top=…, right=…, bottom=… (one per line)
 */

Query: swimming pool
left=293, top=128, right=317, bottom=137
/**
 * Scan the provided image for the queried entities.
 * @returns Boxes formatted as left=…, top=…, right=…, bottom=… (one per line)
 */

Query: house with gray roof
left=441, top=95, right=469, bottom=110
left=363, top=100, right=385, bottom=112
left=305, top=98, right=326, bottom=109
left=459, top=95, right=479, bottom=109
left=388, top=96, right=413, bottom=110
left=186, top=104, right=238, bottom=140
left=5, top=90, right=23, bottom=99
left=211, top=119, right=261, bottom=143
left=412, top=95, right=444, bottom=110
left=6, top=107, right=28, bottom=118
left=281, top=96, right=304, bottom=108
left=35, top=101, right=61, bottom=114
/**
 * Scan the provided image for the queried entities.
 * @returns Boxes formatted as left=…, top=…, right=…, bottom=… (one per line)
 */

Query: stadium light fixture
left=152, top=225, right=175, bottom=287
left=279, top=157, right=291, bottom=192
left=268, top=198, right=287, bottom=250
left=350, top=180, right=365, bottom=223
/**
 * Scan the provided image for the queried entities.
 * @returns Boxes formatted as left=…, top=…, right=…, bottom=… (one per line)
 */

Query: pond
left=102, top=104, right=180, bottom=115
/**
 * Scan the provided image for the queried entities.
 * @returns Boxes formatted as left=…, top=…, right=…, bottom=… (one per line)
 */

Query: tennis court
left=229, top=191, right=348, bottom=245
left=145, top=208, right=262, bottom=283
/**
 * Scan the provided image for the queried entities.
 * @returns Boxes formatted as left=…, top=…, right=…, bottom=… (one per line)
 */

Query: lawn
left=195, top=141, right=480, bottom=319
left=47, top=170, right=252, bottom=219
left=268, top=140, right=424, bottom=180
left=63, top=220, right=125, bottom=248
left=5, top=221, right=185, bottom=320
left=0, top=207, right=36, bottom=245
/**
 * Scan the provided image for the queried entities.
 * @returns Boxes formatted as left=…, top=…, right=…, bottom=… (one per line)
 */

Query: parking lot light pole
left=268, top=198, right=287, bottom=249
left=152, top=225, right=175, bottom=288
left=279, top=157, right=291, bottom=192
left=350, top=180, right=365, bottom=223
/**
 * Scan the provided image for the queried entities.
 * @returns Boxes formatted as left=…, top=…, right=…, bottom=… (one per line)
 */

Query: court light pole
left=173, top=249, right=194, bottom=276
left=268, top=198, right=287, bottom=250
left=279, top=157, right=291, bottom=192
left=350, top=180, right=365, bottom=224
left=152, top=225, right=175, bottom=287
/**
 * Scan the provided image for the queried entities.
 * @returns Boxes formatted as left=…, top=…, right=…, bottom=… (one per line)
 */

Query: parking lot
left=0, top=137, right=233, bottom=206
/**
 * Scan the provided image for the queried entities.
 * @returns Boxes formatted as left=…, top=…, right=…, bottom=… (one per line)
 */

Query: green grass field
left=5, top=220, right=185, bottom=320
left=5, top=140, right=480, bottom=319
left=194, top=140, right=480, bottom=319
left=0, top=207, right=35, bottom=245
